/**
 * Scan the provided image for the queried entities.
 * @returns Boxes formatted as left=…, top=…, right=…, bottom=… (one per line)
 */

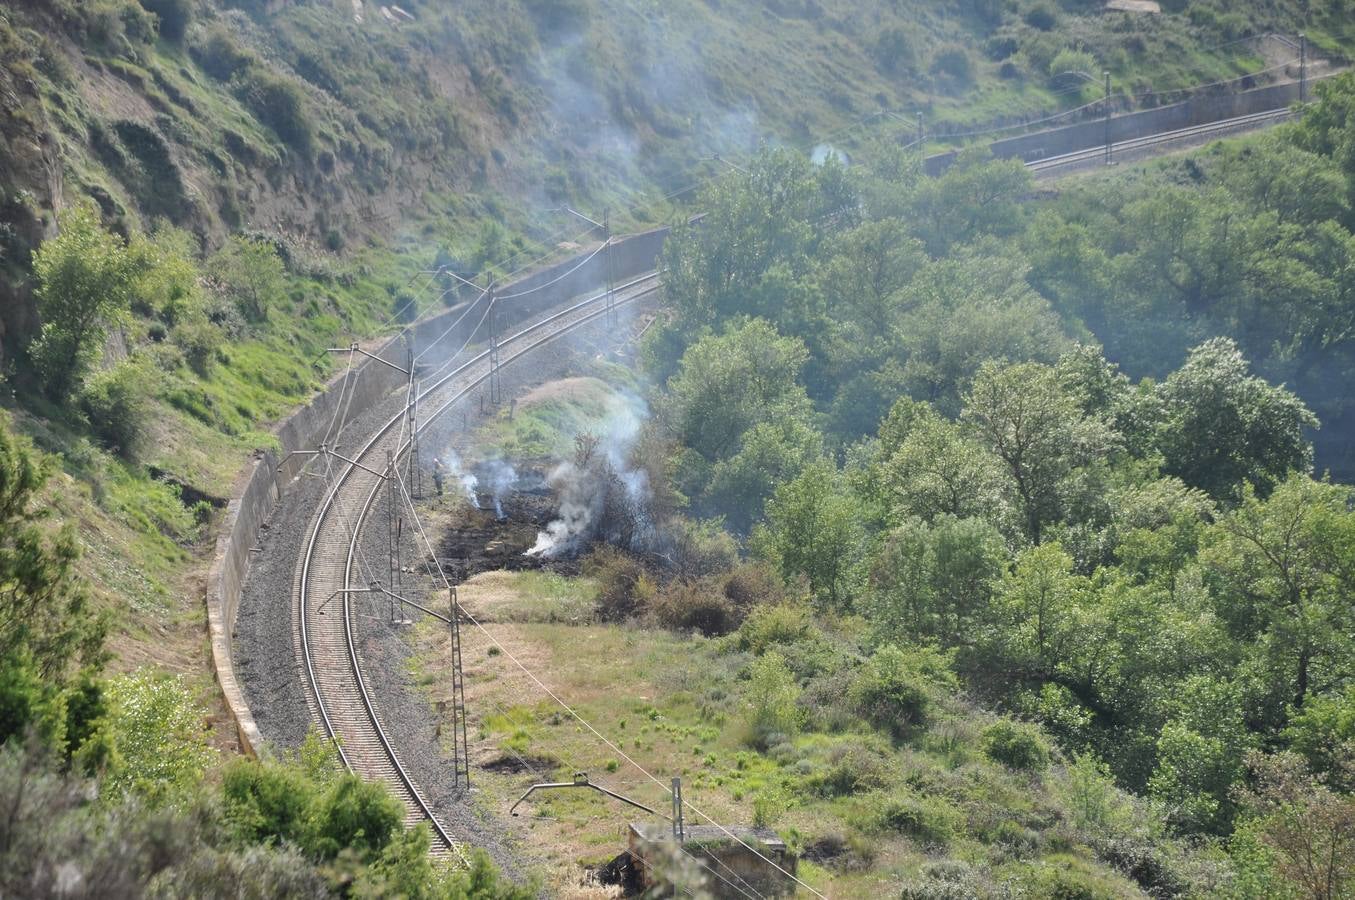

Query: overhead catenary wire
left=387, top=465, right=825, bottom=899
left=496, top=240, right=609, bottom=302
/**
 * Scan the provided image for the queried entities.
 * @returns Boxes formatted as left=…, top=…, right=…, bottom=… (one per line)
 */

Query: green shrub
left=236, top=68, right=315, bottom=158
left=172, top=318, right=224, bottom=376
left=192, top=25, right=253, bottom=81
left=1024, top=1, right=1059, bottom=31
left=222, top=757, right=315, bottom=846
left=982, top=719, right=1051, bottom=773
left=78, top=358, right=154, bottom=459
left=586, top=546, right=652, bottom=623
left=876, top=793, right=960, bottom=846
left=737, top=603, right=813, bottom=654
left=850, top=644, right=954, bottom=738
left=651, top=577, right=737, bottom=636
left=137, top=0, right=193, bottom=41
left=929, top=44, right=974, bottom=84
left=305, top=774, right=403, bottom=861
left=804, top=741, right=894, bottom=797
left=1049, top=48, right=1099, bottom=81
left=746, top=651, right=801, bottom=747
left=102, top=670, right=216, bottom=806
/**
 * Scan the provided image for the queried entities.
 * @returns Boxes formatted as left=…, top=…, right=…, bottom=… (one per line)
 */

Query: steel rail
left=1027, top=108, right=1293, bottom=173
left=296, top=270, right=660, bottom=851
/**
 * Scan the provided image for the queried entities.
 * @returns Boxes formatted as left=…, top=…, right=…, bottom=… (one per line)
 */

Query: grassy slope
left=410, top=575, right=1155, bottom=897
left=2, top=0, right=1352, bottom=745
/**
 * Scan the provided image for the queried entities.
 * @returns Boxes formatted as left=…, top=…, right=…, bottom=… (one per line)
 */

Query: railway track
left=1026, top=107, right=1294, bottom=175
left=294, top=271, right=661, bottom=854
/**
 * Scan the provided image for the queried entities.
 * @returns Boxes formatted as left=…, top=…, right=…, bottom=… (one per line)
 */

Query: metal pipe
left=509, top=772, right=668, bottom=820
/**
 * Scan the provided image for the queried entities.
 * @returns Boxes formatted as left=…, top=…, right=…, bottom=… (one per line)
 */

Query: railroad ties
left=292, top=269, right=663, bottom=857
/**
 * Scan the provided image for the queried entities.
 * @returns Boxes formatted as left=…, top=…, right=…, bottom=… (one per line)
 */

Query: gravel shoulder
left=235, top=295, right=657, bottom=879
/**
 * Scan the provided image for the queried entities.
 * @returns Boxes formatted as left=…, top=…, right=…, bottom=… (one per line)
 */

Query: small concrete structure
left=1106, top=0, right=1161, bottom=12
left=628, top=823, right=798, bottom=898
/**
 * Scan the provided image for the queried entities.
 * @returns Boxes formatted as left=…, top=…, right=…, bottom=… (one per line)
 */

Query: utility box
left=628, top=823, right=798, bottom=898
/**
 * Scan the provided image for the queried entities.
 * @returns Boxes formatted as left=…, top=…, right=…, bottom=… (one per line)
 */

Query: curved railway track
left=295, top=272, right=661, bottom=853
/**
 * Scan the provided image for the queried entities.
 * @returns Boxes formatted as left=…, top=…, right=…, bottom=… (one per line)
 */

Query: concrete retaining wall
left=207, top=227, right=670, bottom=755
left=924, top=79, right=1312, bottom=176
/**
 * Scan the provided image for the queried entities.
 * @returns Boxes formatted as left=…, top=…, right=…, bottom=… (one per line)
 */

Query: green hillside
left=1, top=0, right=1355, bottom=896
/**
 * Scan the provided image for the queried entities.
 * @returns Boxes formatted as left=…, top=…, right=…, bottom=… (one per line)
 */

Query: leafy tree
left=866, top=515, right=1007, bottom=647
left=993, top=542, right=1088, bottom=678
left=0, top=417, right=105, bottom=752
left=661, top=149, right=824, bottom=328
left=896, top=251, right=1068, bottom=416
left=963, top=360, right=1117, bottom=542
left=1237, top=750, right=1355, bottom=900
left=745, top=650, right=801, bottom=747
left=305, top=773, right=403, bottom=861
left=908, top=150, right=1031, bottom=254
left=705, top=418, right=823, bottom=534
left=101, top=671, right=216, bottom=806
left=876, top=406, right=1010, bottom=527
left=1151, top=338, right=1317, bottom=502
left=29, top=202, right=143, bottom=398
left=1203, top=475, right=1355, bottom=720
left=1284, top=686, right=1355, bottom=788
left=661, top=319, right=813, bottom=464
left=753, top=459, right=866, bottom=611
left=208, top=235, right=285, bottom=323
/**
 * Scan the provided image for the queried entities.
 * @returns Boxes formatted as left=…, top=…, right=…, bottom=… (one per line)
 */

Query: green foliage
left=208, top=235, right=285, bottom=323
left=981, top=719, right=1051, bottom=773
left=753, top=459, right=866, bottom=610
left=101, top=670, right=216, bottom=806
left=30, top=202, right=142, bottom=398
left=661, top=318, right=813, bottom=466
left=305, top=774, right=402, bottom=861
left=135, top=0, right=193, bottom=42
left=963, top=359, right=1116, bottom=542
left=0, top=416, right=105, bottom=752
left=78, top=356, right=155, bottom=459
left=745, top=651, right=801, bottom=747
left=850, top=644, right=955, bottom=737
left=1150, top=338, right=1317, bottom=503
left=235, top=67, right=315, bottom=159
left=585, top=545, right=653, bottom=623
left=875, top=793, right=962, bottom=846
left=866, top=515, right=1007, bottom=647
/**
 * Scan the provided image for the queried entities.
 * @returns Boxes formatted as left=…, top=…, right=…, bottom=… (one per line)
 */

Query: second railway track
left=294, top=271, right=661, bottom=854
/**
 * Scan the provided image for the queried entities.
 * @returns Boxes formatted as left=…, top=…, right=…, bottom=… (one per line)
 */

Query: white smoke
left=526, top=393, right=654, bottom=559
left=482, top=458, right=517, bottom=521
left=443, top=450, right=480, bottom=508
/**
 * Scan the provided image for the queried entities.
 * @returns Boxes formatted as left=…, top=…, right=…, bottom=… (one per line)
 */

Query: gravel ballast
left=235, top=295, right=657, bottom=877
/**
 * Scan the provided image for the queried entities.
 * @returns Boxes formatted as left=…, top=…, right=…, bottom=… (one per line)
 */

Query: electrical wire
left=388, top=465, right=825, bottom=899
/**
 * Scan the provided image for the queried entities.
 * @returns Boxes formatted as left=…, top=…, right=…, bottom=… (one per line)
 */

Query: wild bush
left=982, top=719, right=1051, bottom=773
left=736, top=603, right=814, bottom=655
left=235, top=67, right=315, bottom=158
left=586, top=546, right=652, bottom=623
left=650, top=578, right=736, bottom=636
left=172, top=318, right=223, bottom=376
left=850, top=644, right=954, bottom=738
left=876, top=793, right=961, bottom=846
left=192, top=25, right=253, bottom=81
left=78, top=358, right=155, bottom=460
left=136, top=0, right=193, bottom=42
left=746, top=651, right=801, bottom=747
